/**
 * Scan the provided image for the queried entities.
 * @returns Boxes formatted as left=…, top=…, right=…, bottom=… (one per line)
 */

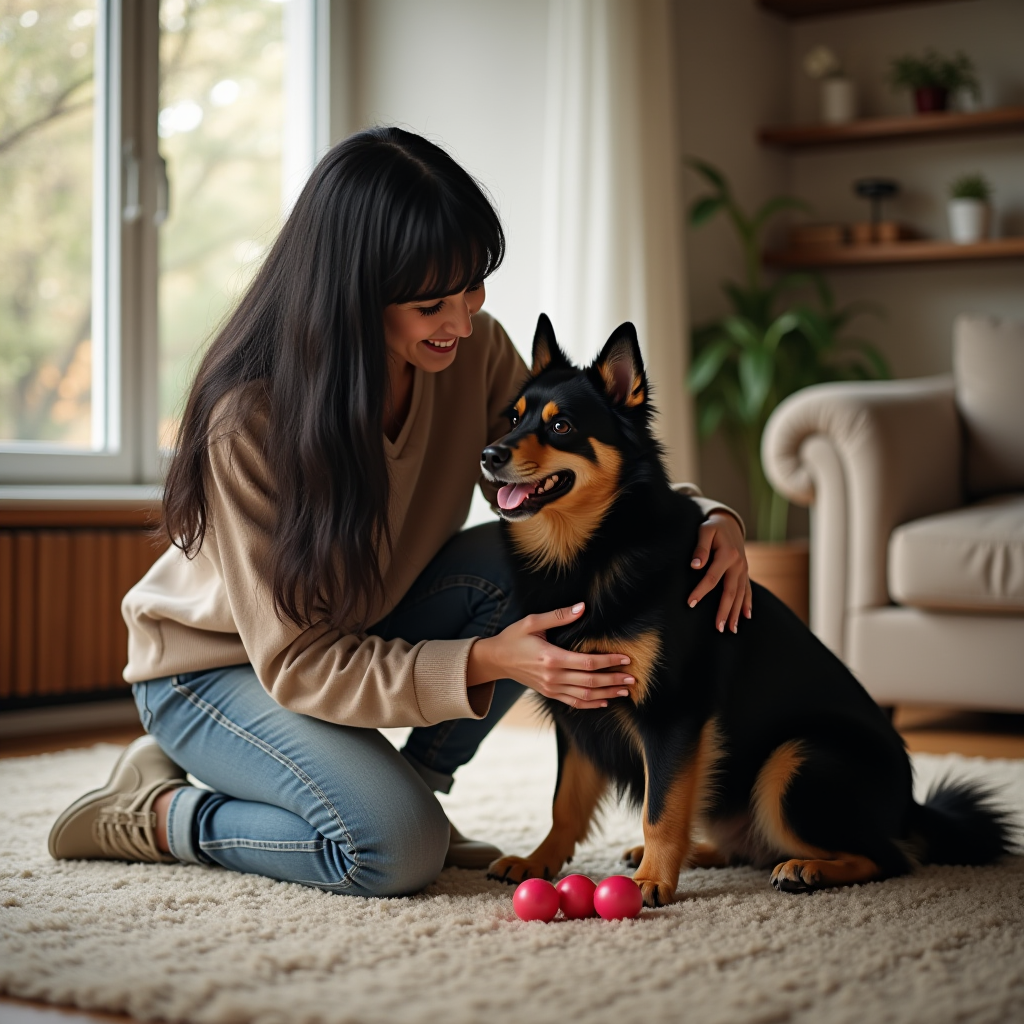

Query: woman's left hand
left=687, top=512, right=752, bottom=633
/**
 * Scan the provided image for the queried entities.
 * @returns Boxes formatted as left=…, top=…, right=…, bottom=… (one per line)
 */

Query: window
left=0, top=0, right=328, bottom=484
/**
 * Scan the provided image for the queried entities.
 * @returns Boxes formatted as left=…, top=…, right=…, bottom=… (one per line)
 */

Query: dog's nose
left=481, top=445, right=511, bottom=473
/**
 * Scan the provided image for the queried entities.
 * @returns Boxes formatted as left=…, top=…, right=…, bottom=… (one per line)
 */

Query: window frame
left=0, top=0, right=330, bottom=486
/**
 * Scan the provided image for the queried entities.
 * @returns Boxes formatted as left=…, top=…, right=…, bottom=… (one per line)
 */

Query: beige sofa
left=762, top=315, right=1024, bottom=712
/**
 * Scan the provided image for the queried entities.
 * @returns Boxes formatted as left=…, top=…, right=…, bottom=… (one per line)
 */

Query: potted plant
left=804, top=45, right=856, bottom=125
left=889, top=49, right=979, bottom=114
left=948, top=174, right=992, bottom=244
left=686, top=159, right=890, bottom=618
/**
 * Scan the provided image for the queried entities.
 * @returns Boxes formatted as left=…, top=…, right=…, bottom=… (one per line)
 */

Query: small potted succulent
left=804, top=45, right=856, bottom=124
left=889, top=49, right=979, bottom=113
left=948, top=174, right=992, bottom=244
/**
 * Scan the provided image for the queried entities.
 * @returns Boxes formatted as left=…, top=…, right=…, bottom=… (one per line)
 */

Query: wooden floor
left=2, top=703, right=1022, bottom=1023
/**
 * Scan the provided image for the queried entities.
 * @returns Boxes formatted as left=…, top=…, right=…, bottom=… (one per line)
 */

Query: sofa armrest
left=761, top=377, right=963, bottom=653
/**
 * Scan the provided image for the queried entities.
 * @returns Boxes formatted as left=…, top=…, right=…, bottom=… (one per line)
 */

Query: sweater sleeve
left=204, top=421, right=490, bottom=729
left=670, top=482, right=746, bottom=538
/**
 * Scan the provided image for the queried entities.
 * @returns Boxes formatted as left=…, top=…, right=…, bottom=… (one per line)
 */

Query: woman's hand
left=467, top=603, right=634, bottom=710
left=687, top=511, right=752, bottom=634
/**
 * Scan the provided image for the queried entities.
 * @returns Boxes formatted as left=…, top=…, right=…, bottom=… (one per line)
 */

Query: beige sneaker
left=444, top=821, right=503, bottom=870
left=48, top=735, right=187, bottom=864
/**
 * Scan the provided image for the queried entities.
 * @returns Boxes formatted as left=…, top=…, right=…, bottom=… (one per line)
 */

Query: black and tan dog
left=482, top=314, right=1011, bottom=907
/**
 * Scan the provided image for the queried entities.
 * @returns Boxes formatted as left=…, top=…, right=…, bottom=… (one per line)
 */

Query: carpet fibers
left=2, top=724, right=1024, bottom=1024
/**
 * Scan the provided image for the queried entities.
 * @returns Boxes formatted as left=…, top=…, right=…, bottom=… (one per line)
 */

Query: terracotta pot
left=746, top=539, right=810, bottom=625
left=914, top=86, right=948, bottom=113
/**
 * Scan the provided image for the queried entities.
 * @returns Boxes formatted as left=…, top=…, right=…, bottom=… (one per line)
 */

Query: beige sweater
left=123, top=312, right=737, bottom=729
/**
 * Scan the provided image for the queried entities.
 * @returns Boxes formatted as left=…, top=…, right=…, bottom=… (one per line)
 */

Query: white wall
left=674, top=0, right=791, bottom=525
left=343, top=0, right=550, bottom=363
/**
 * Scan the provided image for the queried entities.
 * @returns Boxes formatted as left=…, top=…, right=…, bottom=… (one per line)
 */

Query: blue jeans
left=133, top=523, right=525, bottom=897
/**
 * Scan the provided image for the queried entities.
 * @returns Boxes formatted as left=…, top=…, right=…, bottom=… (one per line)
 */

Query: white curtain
left=539, top=0, right=696, bottom=482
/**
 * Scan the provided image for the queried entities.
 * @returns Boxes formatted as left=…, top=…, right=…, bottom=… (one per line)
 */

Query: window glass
left=0, top=1, right=97, bottom=447
left=157, top=0, right=287, bottom=449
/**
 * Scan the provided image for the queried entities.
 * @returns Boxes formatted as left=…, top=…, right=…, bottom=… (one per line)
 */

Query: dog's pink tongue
left=497, top=483, right=533, bottom=510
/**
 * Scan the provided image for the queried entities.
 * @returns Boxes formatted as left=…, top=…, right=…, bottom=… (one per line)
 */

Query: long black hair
left=163, top=127, right=505, bottom=630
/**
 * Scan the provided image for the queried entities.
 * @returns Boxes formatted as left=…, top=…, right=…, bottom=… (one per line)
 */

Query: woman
left=49, top=128, right=751, bottom=897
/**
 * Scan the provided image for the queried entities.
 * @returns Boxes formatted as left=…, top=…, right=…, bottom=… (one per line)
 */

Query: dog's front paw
left=622, top=844, right=644, bottom=868
left=487, top=855, right=558, bottom=885
left=633, top=874, right=676, bottom=908
left=770, top=859, right=820, bottom=894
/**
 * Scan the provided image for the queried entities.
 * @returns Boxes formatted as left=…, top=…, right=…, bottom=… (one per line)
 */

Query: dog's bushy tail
left=909, top=776, right=1016, bottom=866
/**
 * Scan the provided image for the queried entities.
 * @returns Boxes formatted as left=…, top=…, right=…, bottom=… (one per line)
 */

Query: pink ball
left=593, top=875, right=643, bottom=920
left=555, top=874, right=597, bottom=919
left=512, top=878, right=561, bottom=922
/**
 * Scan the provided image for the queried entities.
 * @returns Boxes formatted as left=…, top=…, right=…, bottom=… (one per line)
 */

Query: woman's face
left=383, top=283, right=486, bottom=374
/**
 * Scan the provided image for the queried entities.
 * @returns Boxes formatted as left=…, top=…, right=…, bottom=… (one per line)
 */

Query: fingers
left=728, top=581, right=746, bottom=634
left=688, top=555, right=728, bottom=610
left=744, top=581, right=753, bottom=619
left=551, top=677, right=636, bottom=710
left=690, top=523, right=715, bottom=569
left=523, top=602, right=586, bottom=635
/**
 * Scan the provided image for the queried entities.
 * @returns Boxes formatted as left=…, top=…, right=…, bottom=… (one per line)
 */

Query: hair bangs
left=385, top=174, right=505, bottom=306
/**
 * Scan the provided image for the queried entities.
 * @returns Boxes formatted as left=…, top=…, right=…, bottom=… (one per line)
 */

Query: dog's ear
left=532, top=314, right=572, bottom=376
left=593, top=322, right=647, bottom=408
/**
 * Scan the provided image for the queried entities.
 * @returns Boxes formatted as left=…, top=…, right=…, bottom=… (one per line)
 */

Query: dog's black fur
left=482, top=315, right=1012, bottom=906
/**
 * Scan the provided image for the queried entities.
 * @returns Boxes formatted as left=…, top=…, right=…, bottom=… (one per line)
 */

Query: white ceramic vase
left=948, top=199, right=991, bottom=244
left=820, top=77, right=856, bottom=124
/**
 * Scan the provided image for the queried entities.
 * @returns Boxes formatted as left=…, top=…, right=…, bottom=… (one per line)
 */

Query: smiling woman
left=47, top=127, right=753, bottom=906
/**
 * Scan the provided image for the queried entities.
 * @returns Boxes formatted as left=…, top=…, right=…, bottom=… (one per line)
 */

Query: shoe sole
left=47, top=738, right=169, bottom=861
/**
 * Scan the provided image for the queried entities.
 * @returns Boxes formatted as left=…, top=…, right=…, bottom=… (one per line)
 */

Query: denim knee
left=352, top=791, right=450, bottom=897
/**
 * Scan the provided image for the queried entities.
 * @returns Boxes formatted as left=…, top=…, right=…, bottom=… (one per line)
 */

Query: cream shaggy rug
left=2, top=723, right=1024, bottom=1024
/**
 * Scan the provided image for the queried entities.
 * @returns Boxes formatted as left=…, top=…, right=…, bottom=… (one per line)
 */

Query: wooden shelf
left=759, top=106, right=1024, bottom=148
left=760, top=0, right=975, bottom=19
left=764, top=237, right=1024, bottom=268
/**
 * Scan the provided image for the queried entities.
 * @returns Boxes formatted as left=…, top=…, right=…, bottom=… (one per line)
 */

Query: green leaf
left=687, top=337, right=734, bottom=393
left=689, top=195, right=725, bottom=227
left=764, top=311, right=799, bottom=354
left=686, top=157, right=727, bottom=191
left=722, top=316, right=761, bottom=350
left=697, top=399, right=726, bottom=438
left=738, top=347, right=774, bottom=420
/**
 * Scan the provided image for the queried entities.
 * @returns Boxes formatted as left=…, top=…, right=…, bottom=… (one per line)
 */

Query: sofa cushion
left=888, top=495, right=1024, bottom=613
left=954, top=314, right=1024, bottom=496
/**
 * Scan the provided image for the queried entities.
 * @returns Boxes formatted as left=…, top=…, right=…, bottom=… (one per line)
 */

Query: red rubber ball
left=593, top=875, right=643, bottom=920
left=555, top=873, right=597, bottom=919
left=512, top=878, right=561, bottom=922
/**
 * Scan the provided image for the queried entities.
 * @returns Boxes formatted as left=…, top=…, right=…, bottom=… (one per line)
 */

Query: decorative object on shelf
left=889, top=49, right=979, bottom=114
left=789, top=223, right=848, bottom=249
left=850, top=220, right=915, bottom=245
left=686, top=158, right=889, bottom=545
left=804, top=44, right=856, bottom=124
left=948, top=173, right=993, bottom=245
left=854, top=177, right=899, bottom=226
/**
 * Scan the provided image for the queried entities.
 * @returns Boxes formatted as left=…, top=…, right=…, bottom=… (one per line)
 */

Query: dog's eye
left=510, top=412, right=519, bottom=427
left=552, top=420, right=572, bottom=435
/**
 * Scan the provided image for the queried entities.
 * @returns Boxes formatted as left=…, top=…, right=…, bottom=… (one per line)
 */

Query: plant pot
left=914, top=86, right=948, bottom=113
left=948, top=199, right=990, bottom=244
left=820, top=77, right=857, bottom=124
left=746, top=539, right=809, bottom=625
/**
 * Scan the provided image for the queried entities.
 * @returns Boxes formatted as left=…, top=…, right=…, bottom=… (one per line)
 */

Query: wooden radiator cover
left=0, top=506, right=167, bottom=706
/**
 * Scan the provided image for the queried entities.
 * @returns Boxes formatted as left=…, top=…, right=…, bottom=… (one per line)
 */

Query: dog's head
left=481, top=314, right=655, bottom=569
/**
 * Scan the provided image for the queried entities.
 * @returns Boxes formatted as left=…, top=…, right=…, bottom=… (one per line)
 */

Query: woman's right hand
left=466, top=602, right=635, bottom=710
